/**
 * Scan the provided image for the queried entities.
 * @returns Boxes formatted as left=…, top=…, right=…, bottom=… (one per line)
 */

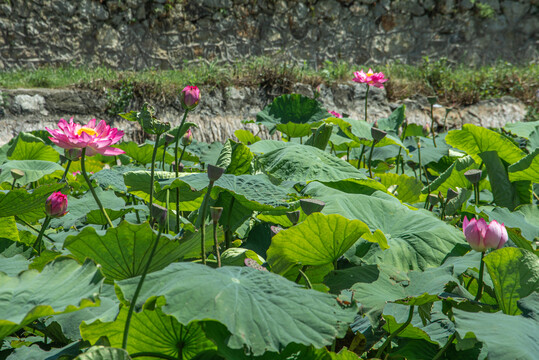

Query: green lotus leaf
left=116, top=262, right=356, bottom=356
left=479, top=150, right=532, bottom=209
left=378, top=173, right=423, bottom=204
left=81, top=307, right=215, bottom=359
left=215, top=139, right=254, bottom=175
left=248, top=139, right=290, bottom=155
left=266, top=213, right=372, bottom=274
left=318, top=178, right=388, bottom=196
left=404, top=135, right=451, bottom=165
left=7, top=132, right=60, bottom=162
left=91, top=166, right=143, bottom=193
left=64, top=221, right=184, bottom=281
left=256, top=143, right=368, bottom=183
left=306, top=187, right=465, bottom=271
left=234, top=129, right=261, bottom=145
left=6, top=341, right=82, bottom=360
left=376, top=105, right=405, bottom=132
left=117, top=141, right=175, bottom=165
left=453, top=306, right=539, bottom=360
left=508, top=147, right=539, bottom=183
left=422, top=155, right=486, bottom=195
left=0, top=183, right=64, bottom=219
left=504, top=120, right=539, bottom=139
left=481, top=204, right=539, bottom=243
left=484, top=248, right=539, bottom=315
left=0, top=160, right=64, bottom=186
left=256, top=94, right=328, bottom=138
left=325, top=117, right=408, bottom=152
left=0, top=254, right=29, bottom=277
left=159, top=173, right=292, bottom=212
left=75, top=346, right=131, bottom=360
left=446, top=124, right=526, bottom=165
left=0, top=258, right=103, bottom=340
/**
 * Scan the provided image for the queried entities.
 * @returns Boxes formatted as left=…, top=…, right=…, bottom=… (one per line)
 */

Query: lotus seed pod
left=164, top=133, right=175, bottom=145
left=428, top=194, right=439, bottom=206
left=151, top=203, right=168, bottom=227
left=300, top=198, right=325, bottom=215
left=446, top=188, right=459, bottom=201
left=371, top=127, right=387, bottom=142
left=427, top=96, right=438, bottom=105
left=207, top=164, right=225, bottom=182
left=286, top=210, right=301, bottom=225
left=210, top=206, right=223, bottom=224
left=10, top=169, right=25, bottom=180
left=64, top=148, right=82, bottom=161
left=464, top=169, right=483, bottom=184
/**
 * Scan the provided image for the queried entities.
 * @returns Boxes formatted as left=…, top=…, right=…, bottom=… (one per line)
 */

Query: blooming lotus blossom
left=45, top=192, right=68, bottom=218
left=180, top=86, right=200, bottom=110
left=46, top=118, right=125, bottom=156
left=462, top=216, right=508, bottom=252
left=328, top=110, right=342, bottom=118
left=353, top=68, right=388, bottom=89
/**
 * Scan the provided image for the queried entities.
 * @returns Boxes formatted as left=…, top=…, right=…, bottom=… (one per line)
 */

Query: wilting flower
left=180, top=86, right=200, bottom=110
left=353, top=68, right=388, bottom=89
left=46, top=118, right=125, bottom=156
left=328, top=110, right=342, bottom=118
left=181, top=128, right=193, bottom=146
left=462, top=216, right=508, bottom=252
left=45, top=192, right=68, bottom=218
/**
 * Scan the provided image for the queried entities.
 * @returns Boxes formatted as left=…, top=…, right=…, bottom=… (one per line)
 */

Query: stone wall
left=0, top=85, right=528, bottom=145
left=0, top=0, right=537, bottom=70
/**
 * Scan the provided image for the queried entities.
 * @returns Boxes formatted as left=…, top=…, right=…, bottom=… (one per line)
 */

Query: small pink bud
left=45, top=191, right=68, bottom=218
left=180, top=86, right=200, bottom=110
left=181, top=128, right=193, bottom=146
left=328, top=110, right=342, bottom=118
left=462, top=216, right=507, bottom=252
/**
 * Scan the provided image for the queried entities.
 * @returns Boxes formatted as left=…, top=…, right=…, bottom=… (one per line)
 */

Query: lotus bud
left=286, top=210, right=301, bottom=225
left=151, top=203, right=168, bottom=227
left=45, top=191, right=68, bottom=218
left=423, top=123, right=430, bottom=136
left=180, top=85, right=200, bottom=111
left=300, top=198, right=325, bottom=215
left=314, top=84, right=322, bottom=99
left=210, top=206, right=223, bottom=224
left=181, top=128, right=193, bottom=146
left=207, top=164, right=225, bottom=182
left=64, top=148, right=82, bottom=161
left=10, top=169, right=25, bottom=180
left=446, top=188, right=458, bottom=201
left=371, top=127, right=387, bottom=143
left=427, top=96, right=438, bottom=105
left=164, top=133, right=175, bottom=145
left=464, top=169, right=482, bottom=184
left=462, top=216, right=508, bottom=252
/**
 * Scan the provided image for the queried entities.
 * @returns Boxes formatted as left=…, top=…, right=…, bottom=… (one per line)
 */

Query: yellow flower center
left=367, top=71, right=374, bottom=76
left=77, top=127, right=97, bottom=136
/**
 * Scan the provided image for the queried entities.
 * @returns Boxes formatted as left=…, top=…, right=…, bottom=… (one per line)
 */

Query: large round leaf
left=7, top=132, right=60, bottom=162
left=378, top=173, right=423, bottom=204
left=116, top=262, right=355, bottom=356
left=453, top=307, right=539, bottom=360
left=484, top=247, right=539, bottom=315
left=305, top=186, right=466, bottom=271
left=81, top=307, right=215, bottom=359
left=266, top=213, right=371, bottom=274
left=64, top=221, right=185, bottom=281
left=256, top=144, right=367, bottom=183
left=256, top=94, right=328, bottom=138
left=446, top=124, right=526, bottom=165
left=0, top=183, right=64, bottom=219
left=75, top=347, right=131, bottom=360
left=508, top=147, right=539, bottom=183
left=0, top=258, right=103, bottom=339
left=0, top=160, right=64, bottom=186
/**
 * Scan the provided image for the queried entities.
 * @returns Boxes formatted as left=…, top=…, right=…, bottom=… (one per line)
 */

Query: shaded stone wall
left=0, top=0, right=537, bottom=70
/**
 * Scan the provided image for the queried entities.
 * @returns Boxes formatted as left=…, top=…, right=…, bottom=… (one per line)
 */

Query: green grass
left=0, top=57, right=537, bottom=110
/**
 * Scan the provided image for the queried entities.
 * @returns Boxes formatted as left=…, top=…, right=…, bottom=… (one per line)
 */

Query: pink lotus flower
left=353, top=68, right=388, bottom=89
left=462, top=216, right=508, bottom=252
left=180, top=86, right=200, bottom=110
left=45, top=191, right=68, bottom=218
left=46, top=118, right=125, bottom=156
left=328, top=110, right=342, bottom=118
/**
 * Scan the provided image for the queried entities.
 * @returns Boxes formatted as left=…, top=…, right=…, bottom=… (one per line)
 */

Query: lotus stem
left=375, top=305, right=415, bottom=359
left=430, top=103, right=437, bottom=147
left=225, top=197, right=235, bottom=250
left=60, top=159, right=72, bottom=182
left=432, top=332, right=457, bottom=360
left=32, top=215, right=51, bottom=255
left=81, top=148, right=114, bottom=228
left=10, top=178, right=16, bottom=190
left=474, top=252, right=485, bottom=302
left=16, top=216, right=55, bottom=242
left=161, top=143, right=167, bottom=171
left=173, top=110, right=189, bottom=233
left=474, top=183, right=480, bottom=206
left=213, top=221, right=221, bottom=268
left=198, top=181, right=215, bottom=265
left=298, top=268, right=312, bottom=289
left=148, top=133, right=161, bottom=220
left=122, top=223, right=164, bottom=350
left=367, top=140, right=376, bottom=178
left=364, top=85, right=369, bottom=122
left=357, top=145, right=366, bottom=169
